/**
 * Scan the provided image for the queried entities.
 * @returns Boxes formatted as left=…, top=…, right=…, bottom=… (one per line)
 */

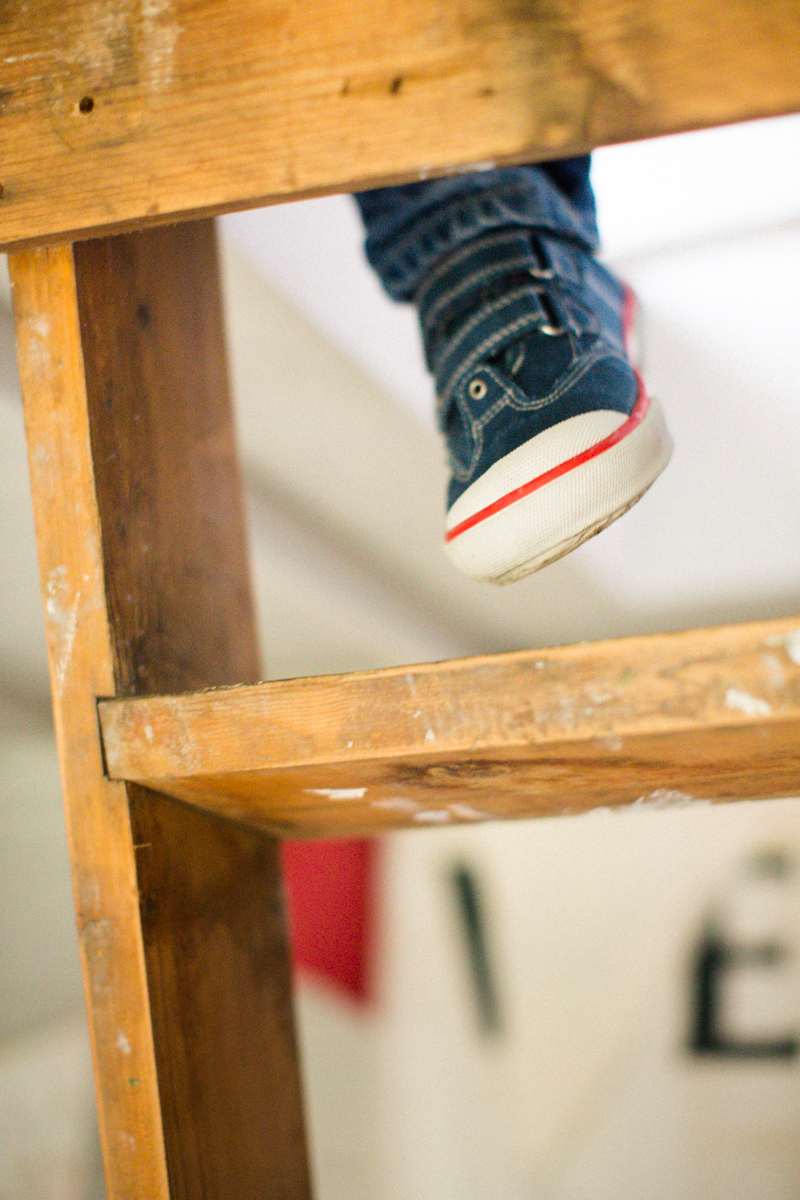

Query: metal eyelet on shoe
left=468, top=378, right=488, bottom=400
left=538, top=292, right=566, bottom=336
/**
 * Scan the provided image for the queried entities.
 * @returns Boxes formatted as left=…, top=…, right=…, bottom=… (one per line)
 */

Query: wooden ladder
left=3, top=3, right=800, bottom=1197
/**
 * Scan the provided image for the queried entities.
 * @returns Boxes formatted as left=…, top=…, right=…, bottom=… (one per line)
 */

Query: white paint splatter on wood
left=725, top=687, right=772, bottom=717
left=306, top=787, right=367, bottom=801
left=4, top=51, right=61, bottom=64
left=784, top=630, right=800, bottom=666
left=44, top=566, right=80, bottom=696
left=68, top=2, right=126, bottom=83
left=762, top=652, right=786, bottom=689
left=141, top=0, right=180, bottom=93
left=166, top=694, right=201, bottom=772
left=449, top=804, right=488, bottom=821
left=632, top=788, right=700, bottom=810
left=372, top=797, right=420, bottom=813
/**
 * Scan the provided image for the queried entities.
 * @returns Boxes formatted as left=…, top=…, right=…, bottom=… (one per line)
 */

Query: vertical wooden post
left=10, top=224, right=312, bottom=1200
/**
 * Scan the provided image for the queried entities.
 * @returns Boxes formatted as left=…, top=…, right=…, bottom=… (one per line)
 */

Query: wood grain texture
left=128, top=791, right=311, bottom=1200
left=12, top=226, right=311, bottom=1199
left=12, top=242, right=172, bottom=1200
left=100, top=617, right=800, bottom=835
left=0, top=0, right=799, bottom=248
left=73, top=224, right=259, bottom=696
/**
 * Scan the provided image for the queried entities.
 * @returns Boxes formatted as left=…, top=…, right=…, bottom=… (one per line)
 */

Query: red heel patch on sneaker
left=445, top=381, right=649, bottom=544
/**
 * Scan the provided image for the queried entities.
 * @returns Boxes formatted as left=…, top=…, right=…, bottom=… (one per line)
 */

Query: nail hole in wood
left=79, top=96, right=95, bottom=114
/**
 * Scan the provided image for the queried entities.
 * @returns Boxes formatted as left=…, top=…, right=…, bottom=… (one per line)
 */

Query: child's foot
left=417, top=227, right=672, bottom=583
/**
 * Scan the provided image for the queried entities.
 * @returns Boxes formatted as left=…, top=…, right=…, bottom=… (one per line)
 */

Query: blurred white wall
left=1, top=113, right=800, bottom=1200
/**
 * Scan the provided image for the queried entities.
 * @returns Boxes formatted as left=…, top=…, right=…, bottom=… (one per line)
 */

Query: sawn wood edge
left=98, top=616, right=800, bottom=836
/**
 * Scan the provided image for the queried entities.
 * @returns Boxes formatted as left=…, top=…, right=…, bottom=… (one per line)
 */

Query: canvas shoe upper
left=415, top=226, right=672, bottom=582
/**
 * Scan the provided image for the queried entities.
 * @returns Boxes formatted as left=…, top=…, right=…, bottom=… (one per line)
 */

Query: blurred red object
left=281, top=838, right=378, bottom=1004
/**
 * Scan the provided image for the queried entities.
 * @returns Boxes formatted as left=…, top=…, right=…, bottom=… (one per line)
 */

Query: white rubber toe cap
left=444, top=390, right=672, bottom=583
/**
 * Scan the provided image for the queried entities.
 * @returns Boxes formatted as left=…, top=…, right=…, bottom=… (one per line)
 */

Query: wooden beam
left=11, top=225, right=311, bottom=1198
left=1, top=0, right=799, bottom=248
left=99, top=617, right=800, bottom=836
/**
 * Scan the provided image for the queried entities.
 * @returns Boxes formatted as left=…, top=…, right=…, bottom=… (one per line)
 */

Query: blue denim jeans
left=354, top=157, right=598, bottom=302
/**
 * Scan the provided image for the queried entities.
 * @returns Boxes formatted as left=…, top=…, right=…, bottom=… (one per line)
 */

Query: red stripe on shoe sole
left=445, top=378, right=649, bottom=544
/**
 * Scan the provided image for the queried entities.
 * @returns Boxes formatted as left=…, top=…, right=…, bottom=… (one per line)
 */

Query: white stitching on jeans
left=416, top=228, right=528, bottom=305
left=421, top=254, right=534, bottom=335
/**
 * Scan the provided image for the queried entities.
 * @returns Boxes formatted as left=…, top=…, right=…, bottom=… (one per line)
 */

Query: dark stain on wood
left=70, top=223, right=312, bottom=1199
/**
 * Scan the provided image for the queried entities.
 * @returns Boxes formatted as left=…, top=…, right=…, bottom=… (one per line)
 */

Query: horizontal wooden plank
left=98, top=617, right=800, bottom=836
left=1, top=0, right=799, bottom=248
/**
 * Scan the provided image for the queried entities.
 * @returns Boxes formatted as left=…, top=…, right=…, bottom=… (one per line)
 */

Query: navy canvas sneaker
left=416, top=226, right=672, bottom=583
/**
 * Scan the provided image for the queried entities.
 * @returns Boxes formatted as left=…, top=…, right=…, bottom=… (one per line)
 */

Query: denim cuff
left=355, top=165, right=600, bottom=302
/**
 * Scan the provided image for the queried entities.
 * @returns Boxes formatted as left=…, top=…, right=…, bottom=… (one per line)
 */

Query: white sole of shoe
left=444, top=385, right=672, bottom=583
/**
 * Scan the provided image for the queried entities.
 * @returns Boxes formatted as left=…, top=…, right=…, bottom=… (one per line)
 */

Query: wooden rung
left=1, top=0, right=799, bottom=249
left=99, top=616, right=800, bottom=837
